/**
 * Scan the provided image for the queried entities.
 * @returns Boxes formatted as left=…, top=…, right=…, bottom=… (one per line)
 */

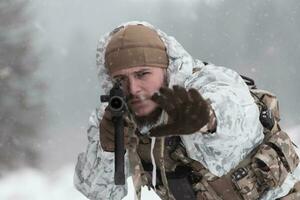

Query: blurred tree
left=0, top=0, right=45, bottom=174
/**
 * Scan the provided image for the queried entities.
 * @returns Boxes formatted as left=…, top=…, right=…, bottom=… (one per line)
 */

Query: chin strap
left=150, top=137, right=157, bottom=188
left=149, top=111, right=167, bottom=190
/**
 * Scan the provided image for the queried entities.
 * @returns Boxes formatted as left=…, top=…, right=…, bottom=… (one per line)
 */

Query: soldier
left=74, top=21, right=300, bottom=200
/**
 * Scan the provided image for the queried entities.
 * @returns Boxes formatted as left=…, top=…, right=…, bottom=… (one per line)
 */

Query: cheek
left=137, top=100, right=158, bottom=116
left=143, top=85, right=160, bottom=98
left=148, top=76, right=165, bottom=94
left=149, top=85, right=160, bottom=94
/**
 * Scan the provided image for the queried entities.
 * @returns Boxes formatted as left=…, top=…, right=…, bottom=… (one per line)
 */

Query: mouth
left=129, top=97, right=151, bottom=109
left=130, top=99, right=144, bottom=105
left=129, top=95, right=148, bottom=105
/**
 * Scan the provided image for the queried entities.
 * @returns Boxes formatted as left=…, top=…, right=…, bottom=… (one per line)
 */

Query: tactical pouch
left=267, top=131, right=299, bottom=172
left=251, top=89, right=280, bottom=122
left=167, top=176, right=197, bottom=200
left=231, top=167, right=260, bottom=200
left=166, top=166, right=197, bottom=200
left=252, top=144, right=288, bottom=188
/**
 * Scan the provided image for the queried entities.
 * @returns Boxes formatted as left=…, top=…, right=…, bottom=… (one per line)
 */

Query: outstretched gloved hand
left=149, top=85, right=210, bottom=137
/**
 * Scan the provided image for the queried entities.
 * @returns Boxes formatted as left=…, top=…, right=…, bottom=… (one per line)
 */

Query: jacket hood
left=96, top=21, right=205, bottom=94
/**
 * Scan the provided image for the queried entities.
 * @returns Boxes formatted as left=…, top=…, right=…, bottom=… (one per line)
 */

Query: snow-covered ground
left=0, top=164, right=161, bottom=200
left=0, top=126, right=299, bottom=200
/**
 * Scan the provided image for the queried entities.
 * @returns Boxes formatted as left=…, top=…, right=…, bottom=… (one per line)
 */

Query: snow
left=287, top=125, right=300, bottom=146
left=0, top=164, right=161, bottom=200
left=0, top=165, right=85, bottom=200
left=0, top=126, right=298, bottom=200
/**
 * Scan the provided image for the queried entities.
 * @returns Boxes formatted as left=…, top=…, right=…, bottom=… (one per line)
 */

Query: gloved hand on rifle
left=149, top=85, right=211, bottom=137
left=99, top=107, right=130, bottom=152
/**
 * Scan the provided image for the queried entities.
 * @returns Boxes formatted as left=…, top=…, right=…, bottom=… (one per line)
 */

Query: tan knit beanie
left=105, top=24, right=169, bottom=73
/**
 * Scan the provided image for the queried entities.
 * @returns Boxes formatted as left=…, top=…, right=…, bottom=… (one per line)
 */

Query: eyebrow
left=112, top=68, right=152, bottom=79
left=133, top=68, right=151, bottom=74
left=113, top=74, right=126, bottom=79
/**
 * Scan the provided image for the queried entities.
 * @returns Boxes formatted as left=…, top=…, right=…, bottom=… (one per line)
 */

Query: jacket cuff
left=199, top=102, right=217, bottom=134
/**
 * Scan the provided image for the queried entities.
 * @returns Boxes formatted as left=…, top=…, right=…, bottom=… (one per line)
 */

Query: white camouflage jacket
left=74, top=21, right=300, bottom=200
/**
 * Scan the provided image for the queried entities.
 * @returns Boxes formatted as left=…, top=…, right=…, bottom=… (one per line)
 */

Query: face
left=111, top=66, right=166, bottom=117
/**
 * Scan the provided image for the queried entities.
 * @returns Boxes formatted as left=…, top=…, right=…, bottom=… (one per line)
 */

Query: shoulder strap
left=240, top=74, right=257, bottom=89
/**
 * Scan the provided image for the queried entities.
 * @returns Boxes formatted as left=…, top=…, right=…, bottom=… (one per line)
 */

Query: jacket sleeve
left=181, top=64, right=264, bottom=177
left=73, top=107, right=129, bottom=200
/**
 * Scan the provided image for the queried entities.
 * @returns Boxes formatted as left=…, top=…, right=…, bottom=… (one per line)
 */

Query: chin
left=133, top=109, right=152, bottom=117
left=132, top=105, right=156, bottom=117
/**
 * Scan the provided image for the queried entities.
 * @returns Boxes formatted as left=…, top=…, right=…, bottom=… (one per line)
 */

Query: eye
left=113, top=76, right=127, bottom=85
left=136, top=71, right=150, bottom=78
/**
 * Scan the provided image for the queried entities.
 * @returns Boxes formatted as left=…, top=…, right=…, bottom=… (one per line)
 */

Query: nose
left=127, top=77, right=141, bottom=96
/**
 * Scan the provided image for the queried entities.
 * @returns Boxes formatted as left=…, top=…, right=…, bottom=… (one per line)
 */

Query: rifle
left=100, top=80, right=127, bottom=185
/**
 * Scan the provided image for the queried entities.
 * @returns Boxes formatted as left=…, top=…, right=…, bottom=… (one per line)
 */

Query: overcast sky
left=24, top=0, right=300, bottom=170
left=1, top=1, right=299, bottom=199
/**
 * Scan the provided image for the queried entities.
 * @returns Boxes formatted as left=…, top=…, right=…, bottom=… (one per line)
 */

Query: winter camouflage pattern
left=74, top=21, right=300, bottom=200
left=95, top=21, right=265, bottom=177
left=199, top=102, right=217, bottom=133
left=279, top=181, right=300, bottom=200
left=74, top=106, right=129, bottom=200
left=174, top=125, right=299, bottom=199
left=183, top=64, right=264, bottom=177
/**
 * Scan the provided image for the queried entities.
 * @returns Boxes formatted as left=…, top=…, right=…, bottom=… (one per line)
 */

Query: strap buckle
left=231, top=167, right=248, bottom=181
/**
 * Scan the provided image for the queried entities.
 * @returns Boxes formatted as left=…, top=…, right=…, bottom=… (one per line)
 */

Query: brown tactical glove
left=99, top=107, right=130, bottom=152
left=149, top=85, right=210, bottom=137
